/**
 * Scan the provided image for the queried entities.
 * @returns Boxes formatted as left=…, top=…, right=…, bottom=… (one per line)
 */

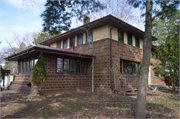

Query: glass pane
left=81, top=61, right=87, bottom=73
left=23, top=61, right=26, bottom=73
left=76, top=60, right=81, bottom=73
left=86, top=31, right=92, bottom=43
left=70, top=37, right=74, bottom=47
left=21, top=61, right=23, bottom=74
left=118, top=30, right=124, bottom=43
left=19, top=61, right=21, bottom=74
left=70, top=59, right=76, bottom=73
left=128, top=33, right=132, bottom=45
left=57, top=58, right=63, bottom=73
left=30, top=59, right=34, bottom=73
left=27, top=60, right=30, bottom=73
left=77, top=34, right=83, bottom=45
left=63, top=39, right=67, bottom=48
left=34, top=59, right=38, bottom=66
left=57, top=41, right=61, bottom=48
left=64, top=59, right=69, bottom=73
left=123, top=60, right=136, bottom=75
left=135, top=36, right=140, bottom=48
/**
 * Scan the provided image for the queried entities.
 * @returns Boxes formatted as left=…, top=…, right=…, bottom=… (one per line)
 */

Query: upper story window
left=120, top=59, right=139, bottom=75
left=19, top=58, right=38, bottom=74
left=57, top=41, right=61, bottom=48
left=86, top=31, right=93, bottom=43
left=56, top=57, right=87, bottom=74
left=127, top=33, right=132, bottom=45
left=77, top=33, right=83, bottom=46
left=135, top=36, right=140, bottom=48
left=70, top=36, right=74, bottom=48
left=63, top=39, right=67, bottom=48
left=118, top=30, right=124, bottom=43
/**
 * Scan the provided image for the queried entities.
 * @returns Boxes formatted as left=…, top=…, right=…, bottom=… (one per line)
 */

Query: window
left=57, top=41, right=61, bottom=48
left=30, top=59, right=34, bottom=73
left=56, top=58, right=87, bottom=74
left=18, top=58, right=38, bottom=74
left=128, top=33, right=132, bottom=45
left=64, top=59, right=69, bottom=73
left=81, top=61, right=87, bottom=73
left=70, top=37, right=74, bottom=48
left=118, top=30, right=124, bottom=43
left=57, top=58, right=63, bottom=73
left=76, top=60, right=81, bottom=73
left=70, top=59, right=76, bottom=73
left=86, top=31, right=93, bottom=43
left=135, top=36, right=140, bottom=48
left=120, top=60, right=139, bottom=75
left=63, top=39, right=67, bottom=48
left=77, top=34, right=83, bottom=45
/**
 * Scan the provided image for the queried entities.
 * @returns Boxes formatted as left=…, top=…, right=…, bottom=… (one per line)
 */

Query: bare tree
left=89, top=0, right=144, bottom=30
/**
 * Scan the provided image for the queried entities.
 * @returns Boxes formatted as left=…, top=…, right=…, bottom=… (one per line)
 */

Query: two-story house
left=5, top=15, right=164, bottom=95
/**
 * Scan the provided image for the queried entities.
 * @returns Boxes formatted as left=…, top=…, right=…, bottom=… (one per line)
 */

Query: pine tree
left=41, top=0, right=106, bottom=34
left=31, top=52, right=47, bottom=86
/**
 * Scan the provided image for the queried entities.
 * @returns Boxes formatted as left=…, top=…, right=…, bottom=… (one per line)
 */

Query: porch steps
left=9, top=80, right=38, bottom=95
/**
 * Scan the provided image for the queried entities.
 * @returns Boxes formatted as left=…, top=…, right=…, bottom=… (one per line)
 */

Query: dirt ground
left=0, top=89, right=179, bottom=118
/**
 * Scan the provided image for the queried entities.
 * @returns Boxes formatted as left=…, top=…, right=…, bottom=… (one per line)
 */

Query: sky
left=0, top=0, right=46, bottom=48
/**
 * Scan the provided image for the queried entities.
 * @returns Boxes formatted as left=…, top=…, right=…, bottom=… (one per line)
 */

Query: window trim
left=56, top=57, right=87, bottom=75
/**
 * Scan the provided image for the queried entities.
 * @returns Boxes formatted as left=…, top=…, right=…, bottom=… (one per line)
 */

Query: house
left=5, top=15, right=165, bottom=95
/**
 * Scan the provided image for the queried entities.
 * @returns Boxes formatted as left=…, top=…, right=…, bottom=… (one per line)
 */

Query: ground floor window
left=56, top=58, right=87, bottom=74
left=120, top=59, right=140, bottom=75
left=19, top=58, right=38, bottom=74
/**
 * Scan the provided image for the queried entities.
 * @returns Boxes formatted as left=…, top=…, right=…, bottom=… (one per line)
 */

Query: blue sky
left=0, top=0, right=46, bottom=48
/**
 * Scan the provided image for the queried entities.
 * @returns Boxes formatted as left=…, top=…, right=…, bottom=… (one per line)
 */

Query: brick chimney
left=84, top=16, right=90, bottom=25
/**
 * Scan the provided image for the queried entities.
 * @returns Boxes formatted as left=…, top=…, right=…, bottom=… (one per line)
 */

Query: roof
left=40, top=14, right=158, bottom=46
left=5, top=46, right=93, bottom=61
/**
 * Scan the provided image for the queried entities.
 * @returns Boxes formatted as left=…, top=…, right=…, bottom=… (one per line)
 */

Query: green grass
left=40, top=116, right=50, bottom=118
left=148, top=97, right=180, bottom=111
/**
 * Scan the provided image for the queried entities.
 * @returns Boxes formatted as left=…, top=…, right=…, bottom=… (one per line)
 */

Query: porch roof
left=5, top=46, right=93, bottom=61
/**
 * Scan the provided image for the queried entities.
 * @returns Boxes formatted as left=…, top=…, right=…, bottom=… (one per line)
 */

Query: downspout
left=110, top=21, right=119, bottom=90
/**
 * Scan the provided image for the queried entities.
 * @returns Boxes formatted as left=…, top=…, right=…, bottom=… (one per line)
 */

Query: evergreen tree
left=152, top=10, right=179, bottom=92
left=31, top=52, right=47, bottom=86
left=41, top=0, right=106, bottom=34
left=1, top=67, right=5, bottom=80
left=33, top=31, right=61, bottom=46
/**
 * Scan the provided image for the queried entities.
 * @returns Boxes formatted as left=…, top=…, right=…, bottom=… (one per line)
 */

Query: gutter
left=110, top=21, right=119, bottom=90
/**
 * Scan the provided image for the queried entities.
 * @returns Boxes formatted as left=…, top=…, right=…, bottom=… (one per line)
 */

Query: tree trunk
left=135, top=0, right=152, bottom=118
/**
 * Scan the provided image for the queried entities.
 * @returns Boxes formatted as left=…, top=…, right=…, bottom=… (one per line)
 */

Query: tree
left=89, top=0, right=145, bottom=30
left=0, top=67, right=5, bottom=84
left=33, top=31, right=61, bottom=46
left=31, top=52, right=47, bottom=87
left=152, top=11, right=179, bottom=92
left=41, top=0, right=106, bottom=34
left=127, top=0, right=179, bottom=118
